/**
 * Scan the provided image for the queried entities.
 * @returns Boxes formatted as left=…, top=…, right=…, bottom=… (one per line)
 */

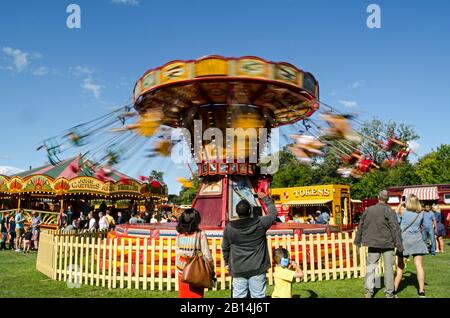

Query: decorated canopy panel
left=0, top=156, right=162, bottom=199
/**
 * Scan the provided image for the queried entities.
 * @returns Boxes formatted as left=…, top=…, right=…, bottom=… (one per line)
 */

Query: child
left=23, top=228, right=33, bottom=253
left=272, top=248, right=304, bottom=298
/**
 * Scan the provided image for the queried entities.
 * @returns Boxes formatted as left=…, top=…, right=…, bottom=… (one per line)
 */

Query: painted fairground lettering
left=66, top=4, right=81, bottom=29
left=180, top=302, right=215, bottom=315
left=366, top=4, right=381, bottom=29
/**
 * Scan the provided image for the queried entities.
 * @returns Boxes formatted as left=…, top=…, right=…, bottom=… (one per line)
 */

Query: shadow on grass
left=371, top=272, right=427, bottom=297
left=292, top=290, right=318, bottom=298
left=396, top=272, right=418, bottom=293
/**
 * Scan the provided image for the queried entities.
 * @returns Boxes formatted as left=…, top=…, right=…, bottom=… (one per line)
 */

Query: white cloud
left=111, top=0, right=139, bottom=5
left=83, top=77, right=101, bottom=98
left=339, top=100, right=358, bottom=108
left=2, top=47, right=43, bottom=73
left=350, top=80, right=365, bottom=89
left=33, top=66, right=49, bottom=76
left=0, top=166, right=24, bottom=176
left=2, top=47, right=29, bottom=71
left=69, top=65, right=94, bottom=77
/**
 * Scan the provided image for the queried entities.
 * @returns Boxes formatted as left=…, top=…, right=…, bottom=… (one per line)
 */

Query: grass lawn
left=1, top=241, right=449, bottom=298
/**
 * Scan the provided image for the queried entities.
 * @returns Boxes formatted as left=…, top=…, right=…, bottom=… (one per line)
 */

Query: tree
left=358, top=117, right=419, bottom=163
left=350, top=162, right=420, bottom=199
left=172, top=174, right=201, bottom=205
left=271, top=147, right=315, bottom=187
left=149, top=170, right=164, bottom=183
left=415, top=144, right=450, bottom=184
left=148, top=170, right=168, bottom=195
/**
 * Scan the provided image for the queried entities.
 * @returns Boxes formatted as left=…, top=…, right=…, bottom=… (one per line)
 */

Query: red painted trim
left=221, top=176, right=228, bottom=226
left=135, top=76, right=317, bottom=101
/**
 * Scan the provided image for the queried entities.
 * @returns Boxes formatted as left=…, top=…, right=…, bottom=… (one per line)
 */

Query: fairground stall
left=387, top=184, right=450, bottom=236
left=0, top=156, right=165, bottom=228
left=271, top=184, right=352, bottom=226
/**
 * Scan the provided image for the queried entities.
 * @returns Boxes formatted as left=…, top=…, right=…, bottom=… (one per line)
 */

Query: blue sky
left=0, top=0, right=449, bottom=194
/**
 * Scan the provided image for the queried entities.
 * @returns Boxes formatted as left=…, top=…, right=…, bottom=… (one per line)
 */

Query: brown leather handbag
left=181, top=231, right=215, bottom=288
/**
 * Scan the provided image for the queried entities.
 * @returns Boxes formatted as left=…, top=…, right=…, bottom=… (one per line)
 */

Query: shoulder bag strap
left=402, top=212, right=421, bottom=233
left=194, top=231, right=201, bottom=253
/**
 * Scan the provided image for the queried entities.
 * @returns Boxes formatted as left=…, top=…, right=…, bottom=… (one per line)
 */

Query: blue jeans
left=232, top=274, right=266, bottom=298
left=1, top=232, right=7, bottom=248
left=422, top=227, right=436, bottom=255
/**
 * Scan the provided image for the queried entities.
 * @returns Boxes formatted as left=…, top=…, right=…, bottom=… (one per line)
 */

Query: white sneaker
left=15, top=249, right=21, bottom=252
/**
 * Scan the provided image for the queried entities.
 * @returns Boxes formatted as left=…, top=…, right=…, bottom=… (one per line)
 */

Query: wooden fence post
left=135, top=238, right=140, bottom=290
left=143, top=238, right=148, bottom=290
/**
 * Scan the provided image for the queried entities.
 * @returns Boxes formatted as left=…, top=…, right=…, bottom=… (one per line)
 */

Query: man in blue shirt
left=321, top=211, right=330, bottom=224
left=422, top=204, right=437, bottom=255
left=315, top=211, right=324, bottom=224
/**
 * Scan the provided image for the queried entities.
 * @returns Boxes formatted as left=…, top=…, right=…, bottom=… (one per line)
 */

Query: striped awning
left=402, top=187, right=439, bottom=200
left=284, top=199, right=332, bottom=206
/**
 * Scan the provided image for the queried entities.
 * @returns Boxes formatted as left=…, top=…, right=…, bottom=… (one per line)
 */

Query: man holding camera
left=222, top=192, right=278, bottom=298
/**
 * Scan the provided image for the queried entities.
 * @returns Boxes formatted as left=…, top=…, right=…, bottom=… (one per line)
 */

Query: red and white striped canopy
left=402, top=186, right=439, bottom=200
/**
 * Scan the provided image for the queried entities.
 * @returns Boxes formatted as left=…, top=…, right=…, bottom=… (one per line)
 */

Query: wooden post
left=309, top=234, right=315, bottom=282
left=345, top=232, right=351, bottom=278
left=324, top=233, right=330, bottom=280
left=317, top=234, right=323, bottom=281
left=301, top=234, right=308, bottom=282
left=294, top=234, right=300, bottom=283
left=143, top=238, right=148, bottom=290
left=135, top=238, right=140, bottom=290
left=338, top=232, right=344, bottom=279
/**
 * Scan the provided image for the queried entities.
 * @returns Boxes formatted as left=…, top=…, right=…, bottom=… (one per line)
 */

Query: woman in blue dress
left=432, top=204, right=446, bottom=253
left=394, top=194, right=428, bottom=298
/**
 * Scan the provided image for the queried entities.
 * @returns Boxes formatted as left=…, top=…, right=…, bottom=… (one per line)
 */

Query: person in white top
left=88, top=212, right=97, bottom=232
left=150, top=213, right=158, bottom=224
left=98, top=212, right=109, bottom=231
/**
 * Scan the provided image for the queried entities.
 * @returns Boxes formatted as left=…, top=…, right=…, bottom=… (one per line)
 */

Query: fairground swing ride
left=34, top=55, right=417, bottom=238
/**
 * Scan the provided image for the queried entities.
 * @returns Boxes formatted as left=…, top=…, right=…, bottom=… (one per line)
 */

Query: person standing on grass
left=14, top=209, right=25, bottom=252
left=8, top=216, right=16, bottom=250
left=175, top=208, right=214, bottom=298
left=354, top=190, right=403, bottom=299
left=1, top=213, right=8, bottom=250
left=23, top=227, right=33, bottom=253
left=432, top=204, right=445, bottom=253
left=394, top=194, right=429, bottom=298
left=271, top=247, right=304, bottom=298
left=422, top=204, right=437, bottom=256
left=222, top=192, right=278, bottom=298
left=31, top=211, right=42, bottom=250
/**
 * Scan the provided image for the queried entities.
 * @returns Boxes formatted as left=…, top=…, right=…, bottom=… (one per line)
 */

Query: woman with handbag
left=175, top=208, right=214, bottom=298
left=394, top=194, right=429, bottom=298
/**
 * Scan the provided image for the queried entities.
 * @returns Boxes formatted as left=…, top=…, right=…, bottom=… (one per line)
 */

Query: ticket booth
left=271, top=184, right=351, bottom=226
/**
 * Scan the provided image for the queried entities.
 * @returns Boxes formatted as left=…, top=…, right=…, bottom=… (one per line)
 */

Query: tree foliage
left=358, top=117, right=419, bottom=163
left=171, top=117, right=448, bottom=204
left=415, top=144, right=450, bottom=184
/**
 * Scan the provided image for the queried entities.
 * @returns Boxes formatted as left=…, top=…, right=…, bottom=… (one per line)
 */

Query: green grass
left=1, top=241, right=449, bottom=298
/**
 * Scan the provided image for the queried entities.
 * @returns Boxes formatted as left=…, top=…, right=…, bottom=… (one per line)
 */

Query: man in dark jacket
left=354, top=190, right=403, bottom=298
left=222, top=192, right=277, bottom=298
